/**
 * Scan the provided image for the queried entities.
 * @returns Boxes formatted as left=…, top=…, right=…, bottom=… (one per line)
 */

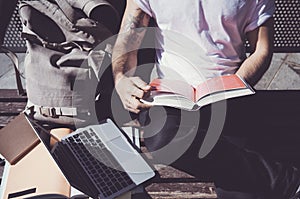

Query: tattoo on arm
left=127, top=10, right=149, bottom=31
left=112, top=8, right=150, bottom=79
left=123, top=8, right=150, bottom=47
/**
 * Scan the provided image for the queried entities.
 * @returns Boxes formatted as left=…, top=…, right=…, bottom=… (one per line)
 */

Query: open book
left=141, top=74, right=255, bottom=111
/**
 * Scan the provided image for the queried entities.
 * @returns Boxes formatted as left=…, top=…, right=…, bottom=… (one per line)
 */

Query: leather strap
left=0, top=46, right=26, bottom=96
left=38, top=106, right=77, bottom=117
left=26, top=101, right=78, bottom=117
left=54, top=0, right=83, bottom=23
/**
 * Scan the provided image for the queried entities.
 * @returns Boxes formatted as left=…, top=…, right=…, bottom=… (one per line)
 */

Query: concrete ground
left=255, top=53, right=300, bottom=89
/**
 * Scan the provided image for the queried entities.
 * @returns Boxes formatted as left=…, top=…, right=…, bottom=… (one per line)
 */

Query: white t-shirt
left=134, top=0, right=275, bottom=86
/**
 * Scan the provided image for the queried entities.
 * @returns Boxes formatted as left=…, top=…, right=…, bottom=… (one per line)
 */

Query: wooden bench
left=0, top=0, right=299, bottom=198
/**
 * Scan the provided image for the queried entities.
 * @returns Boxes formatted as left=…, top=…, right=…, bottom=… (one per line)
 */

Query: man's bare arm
left=236, top=17, right=274, bottom=86
left=112, top=0, right=151, bottom=113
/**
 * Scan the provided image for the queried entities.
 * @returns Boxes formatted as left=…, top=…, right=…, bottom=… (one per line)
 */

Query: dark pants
left=140, top=91, right=300, bottom=199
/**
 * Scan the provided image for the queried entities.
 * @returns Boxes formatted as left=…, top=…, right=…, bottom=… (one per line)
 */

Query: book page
left=195, top=74, right=247, bottom=101
left=149, top=79, right=195, bottom=101
left=141, top=92, right=198, bottom=110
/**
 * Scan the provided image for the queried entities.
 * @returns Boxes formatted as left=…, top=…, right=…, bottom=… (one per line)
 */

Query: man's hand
left=115, top=76, right=152, bottom=113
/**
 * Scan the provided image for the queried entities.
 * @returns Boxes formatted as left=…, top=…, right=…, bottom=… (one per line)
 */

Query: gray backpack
left=19, top=0, right=121, bottom=127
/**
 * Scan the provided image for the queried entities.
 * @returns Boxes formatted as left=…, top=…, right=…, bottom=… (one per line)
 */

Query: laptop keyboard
left=64, top=128, right=134, bottom=198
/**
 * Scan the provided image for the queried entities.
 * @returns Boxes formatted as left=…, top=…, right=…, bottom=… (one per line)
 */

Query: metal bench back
left=267, top=0, right=299, bottom=53
left=2, top=0, right=300, bottom=53
left=0, top=0, right=18, bottom=47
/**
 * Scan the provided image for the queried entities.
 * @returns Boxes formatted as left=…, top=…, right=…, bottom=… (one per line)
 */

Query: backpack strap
left=26, top=100, right=81, bottom=117
left=21, top=32, right=92, bottom=51
left=0, top=46, right=26, bottom=96
left=54, top=0, right=84, bottom=23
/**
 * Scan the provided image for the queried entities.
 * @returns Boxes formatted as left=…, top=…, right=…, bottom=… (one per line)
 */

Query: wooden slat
left=0, top=102, right=26, bottom=114
left=0, top=89, right=27, bottom=127
left=0, top=89, right=27, bottom=99
left=146, top=165, right=216, bottom=198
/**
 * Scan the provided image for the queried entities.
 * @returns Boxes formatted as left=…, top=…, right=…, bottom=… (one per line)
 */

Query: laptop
left=27, top=117, right=155, bottom=199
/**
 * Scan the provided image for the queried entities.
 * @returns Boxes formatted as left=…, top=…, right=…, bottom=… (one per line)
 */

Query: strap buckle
left=39, top=107, right=57, bottom=118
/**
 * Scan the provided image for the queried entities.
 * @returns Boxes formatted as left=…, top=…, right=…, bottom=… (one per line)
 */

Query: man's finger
left=131, top=77, right=151, bottom=91
left=137, top=102, right=152, bottom=110
left=131, top=86, right=145, bottom=99
left=127, top=96, right=152, bottom=113
left=125, top=105, right=140, bottom=114
left=129, top=96, right=143, bottom=109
